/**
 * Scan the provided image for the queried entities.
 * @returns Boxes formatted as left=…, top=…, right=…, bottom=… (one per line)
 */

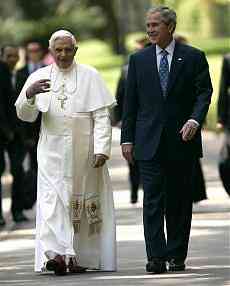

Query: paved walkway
left=0, top=129, right=229, bottom=286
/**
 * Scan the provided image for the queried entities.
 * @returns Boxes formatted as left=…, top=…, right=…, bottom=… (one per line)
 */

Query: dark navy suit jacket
left=218, top=54, right=230, bottom=131
left=121, top=42, right=213, bottom=160
left=15, top=65, right=42, bottom=146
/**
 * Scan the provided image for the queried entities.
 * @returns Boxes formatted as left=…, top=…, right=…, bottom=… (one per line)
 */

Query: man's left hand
left=180, top=120, right=199, bottom=141
left=93, top=154, right=108, bottom=168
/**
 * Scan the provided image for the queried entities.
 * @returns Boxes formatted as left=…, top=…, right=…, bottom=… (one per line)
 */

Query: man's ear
left=168, top=23, right=174, bottom=34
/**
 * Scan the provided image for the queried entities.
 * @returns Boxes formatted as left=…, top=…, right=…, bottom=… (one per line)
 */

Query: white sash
left=71, top=113, right=102, bottom=235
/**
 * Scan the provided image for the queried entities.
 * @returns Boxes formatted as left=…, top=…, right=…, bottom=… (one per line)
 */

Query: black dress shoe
left=46, top=255, right=67, bottom=276
left=168, top=259, right=185, bottom=271
left=0, top=216, right=6, bottom=227
left=146, top=259, right=167, bottom=274
left=13, top=212, right=29, bottom=223
left=131, top=193, right=138, bottom=204
left=131, top=198, right=138, bottom=204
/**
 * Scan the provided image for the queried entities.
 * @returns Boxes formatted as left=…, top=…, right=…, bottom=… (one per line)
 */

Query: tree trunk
left=207, top=2, right=230, bottom=37
left=102, top=0, right=126, bottom=54
left=87, top=0, right=126, bottom=54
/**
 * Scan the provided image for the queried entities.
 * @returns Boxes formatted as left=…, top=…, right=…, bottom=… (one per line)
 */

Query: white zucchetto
left=49, top=29, right=77, bottom=49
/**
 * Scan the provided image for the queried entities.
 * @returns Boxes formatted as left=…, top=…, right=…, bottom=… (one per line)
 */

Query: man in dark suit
left=114, top=37, right=150, bottom=204
left=217, top=54, right=230, bottom=131
left=0, top=60, right=13, bottom=226
left=121, top=6, right=212, bottom=273
left=15, top=41, right=45, bottom=181
left=217, top=54, right=230, bottom=196
left=174, top=35, right=207, bottom=203
left=1, top=45, right=28, bottom=224
left=114, top=65, right=141, bottom=204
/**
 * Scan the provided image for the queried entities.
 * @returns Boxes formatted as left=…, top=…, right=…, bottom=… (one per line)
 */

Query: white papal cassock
left=15, top=62, right=117, bottom=272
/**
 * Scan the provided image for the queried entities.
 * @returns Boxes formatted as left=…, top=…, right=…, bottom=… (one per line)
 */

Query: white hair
left=49, top=29, right=77, bottom=50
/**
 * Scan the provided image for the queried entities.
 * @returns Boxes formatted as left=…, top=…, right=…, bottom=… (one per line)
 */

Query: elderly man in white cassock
left=15, top=30, right=117, bottom=275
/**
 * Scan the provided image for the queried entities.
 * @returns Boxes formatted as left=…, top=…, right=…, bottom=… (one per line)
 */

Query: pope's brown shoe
left=68, top=257, right=87, bottom=273
left=46, top=255, right=67, bottom=276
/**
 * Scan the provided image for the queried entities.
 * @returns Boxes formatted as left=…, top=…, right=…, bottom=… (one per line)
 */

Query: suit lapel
left=143, top=45, right=162, bottom=95
left=167, top=42, right=186, bottom=94
left=25, top=66, right=30, bottom=77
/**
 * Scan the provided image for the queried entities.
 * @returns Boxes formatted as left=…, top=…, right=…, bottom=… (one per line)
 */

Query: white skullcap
left=49, top=29, right=77, bottom=49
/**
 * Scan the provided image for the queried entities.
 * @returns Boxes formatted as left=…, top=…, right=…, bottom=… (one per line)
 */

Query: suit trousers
left=138, top=136, right=195, bottom=262
left=128, top=160, right=140, bottom=201
left=0, top=140, right=26, bottom=216
left=27, top=145, right=38, bottom=171
left=192, top=159, right=207, bottom=202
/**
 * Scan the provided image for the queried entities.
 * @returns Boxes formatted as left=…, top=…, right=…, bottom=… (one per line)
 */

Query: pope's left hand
left=93, top=154, right=108, bottom=168
left=179, top=120, right=199, bottom=141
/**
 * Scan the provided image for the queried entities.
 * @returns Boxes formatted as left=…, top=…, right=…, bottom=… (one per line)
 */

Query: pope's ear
left=49, top=47, right=53, bottom=55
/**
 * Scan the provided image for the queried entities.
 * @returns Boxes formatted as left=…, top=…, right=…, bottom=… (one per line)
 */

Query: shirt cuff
left=188, top=119, right=199, bottom=127
left=122, top=142, right=133, bottom=145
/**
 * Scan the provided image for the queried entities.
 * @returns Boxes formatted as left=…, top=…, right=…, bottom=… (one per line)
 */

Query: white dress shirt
left=156, top=39, right=175, bottom=72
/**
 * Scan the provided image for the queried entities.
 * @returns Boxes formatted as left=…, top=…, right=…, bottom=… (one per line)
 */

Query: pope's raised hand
left=26, top=79, right=50, bottom=99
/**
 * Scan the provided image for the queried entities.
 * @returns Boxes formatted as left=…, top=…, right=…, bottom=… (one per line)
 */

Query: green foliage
left=211, top=0, right=230, bottom=4
left=125, top=32, right=148, bottom=53
left=190, top=37, right=230, bottom=56
left=77, top=39, right=123, bottom=93
left=78, top=40, right=123, bottom=70
left=177, top=0, right=230, bottom=38
left=15, top=0, right=59, bottom=20
left=151, top=0, right=183, bottom=7
left=176, top=0, right=206, bottom=36
left=0, top=7, right=106, bottom=46
left=76, top=40, right=223, bottom=131
left=206, top=1, right=230, bottom=37
left=205, top=55, right=222, bottom=131
left=126, top=32, right=230, bottom=56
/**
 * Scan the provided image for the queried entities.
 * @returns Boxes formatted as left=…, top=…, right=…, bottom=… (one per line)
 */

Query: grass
left=206, top=55, right=222, bottom=131
left=77, top=39, right=123, bottom=93
left=77, top=39, right=223, bottom=131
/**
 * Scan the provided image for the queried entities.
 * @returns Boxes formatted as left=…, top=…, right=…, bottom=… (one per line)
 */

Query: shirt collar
left=156, top=39, right=175, bottom=56
left=28, top=61, right=43, bottom=74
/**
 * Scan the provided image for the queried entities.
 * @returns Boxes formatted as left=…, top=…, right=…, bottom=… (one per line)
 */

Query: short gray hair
left=146, top=6, right=177, bottom=33
left=49, top=29, right=77, bottom=50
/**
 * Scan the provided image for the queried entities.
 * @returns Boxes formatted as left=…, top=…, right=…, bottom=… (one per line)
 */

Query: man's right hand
left=121, top=143, right=134, bottom=164
left=216, top=122, right=224, bottom=131
left=26, top=79, right=50, bottom=99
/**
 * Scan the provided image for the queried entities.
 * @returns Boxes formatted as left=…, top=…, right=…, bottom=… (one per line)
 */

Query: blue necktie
left=159, top=50, right=169, bottom=97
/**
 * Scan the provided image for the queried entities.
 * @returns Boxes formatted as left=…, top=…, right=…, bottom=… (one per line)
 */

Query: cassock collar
left=53, top=60, right=77, bottom=73
left=51, top=61, right=77, bottom=93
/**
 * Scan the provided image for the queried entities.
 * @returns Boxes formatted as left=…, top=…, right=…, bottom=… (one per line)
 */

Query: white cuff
left=188, top=119, right=199, bottom=127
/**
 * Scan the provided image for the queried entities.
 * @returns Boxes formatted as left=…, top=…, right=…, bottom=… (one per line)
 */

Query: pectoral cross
left=58, top=84, right=68, bottom=109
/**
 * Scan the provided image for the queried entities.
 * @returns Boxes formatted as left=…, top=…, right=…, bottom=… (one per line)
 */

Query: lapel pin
left=177, top=57, right=183, bottom=61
